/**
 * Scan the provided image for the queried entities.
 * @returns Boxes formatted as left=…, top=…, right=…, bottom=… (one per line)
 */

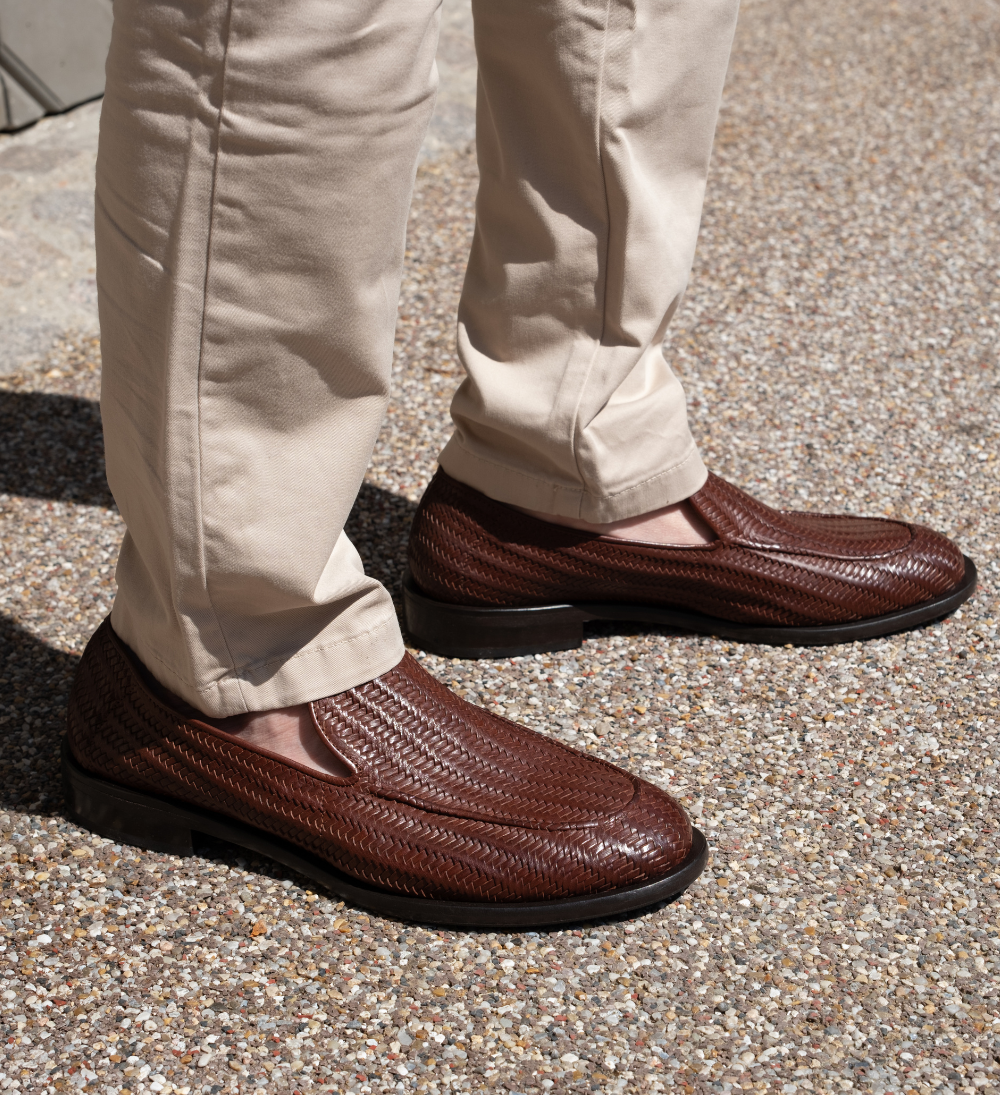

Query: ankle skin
left=517, top=498, right=714, bottom=546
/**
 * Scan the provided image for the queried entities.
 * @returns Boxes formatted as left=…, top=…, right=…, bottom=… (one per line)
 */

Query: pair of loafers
left=64, top=470, right=974, bottom=925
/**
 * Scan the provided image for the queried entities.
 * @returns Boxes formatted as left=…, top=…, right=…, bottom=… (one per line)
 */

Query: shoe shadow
left=392, top=890, right=689, bottom=937
left=0, top=389, right=114, bottom=507
left=345, top=480, right=419, bottom=612
left=0, top=614, right=80, bottom=816
left=583, top=619, right=693, bottom=644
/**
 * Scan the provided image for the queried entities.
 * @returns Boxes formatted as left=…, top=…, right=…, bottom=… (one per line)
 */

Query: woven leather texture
left=408, top=469, right=965, bottom=626
left=67, top=620, right=691, bottom=902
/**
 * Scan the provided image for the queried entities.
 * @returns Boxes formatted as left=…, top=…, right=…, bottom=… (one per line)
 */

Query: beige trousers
left=97, top=0, right=739, bottom=717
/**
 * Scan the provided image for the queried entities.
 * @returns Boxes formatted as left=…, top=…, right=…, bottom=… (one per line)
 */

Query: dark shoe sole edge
left=402, top=555, right=977, bottom=658
left=61, top=741, right=707, bottom=929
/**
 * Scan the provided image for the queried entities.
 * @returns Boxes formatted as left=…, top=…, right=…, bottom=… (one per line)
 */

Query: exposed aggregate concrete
left=1, top=1, right=999, bottom=1093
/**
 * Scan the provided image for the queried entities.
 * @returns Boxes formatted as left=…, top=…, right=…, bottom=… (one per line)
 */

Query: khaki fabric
left=97, top=0, right=738, bottom=716
left=443, top=0, right=739, bottom=523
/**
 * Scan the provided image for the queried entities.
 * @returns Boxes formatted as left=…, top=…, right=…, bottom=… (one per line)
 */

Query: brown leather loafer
left=404, top=468, right=976, bottom=657
left=63, top=619, right=706, bottom=927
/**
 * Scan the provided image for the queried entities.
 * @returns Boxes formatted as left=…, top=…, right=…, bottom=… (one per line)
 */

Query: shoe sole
left=402, top=555, right=977, bottom=659
left=61, top=741, right=708, bottom=929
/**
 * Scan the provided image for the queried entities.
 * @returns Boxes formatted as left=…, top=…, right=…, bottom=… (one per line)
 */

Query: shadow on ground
left=345, top=480, right=419, bottom=606
left=0, top=614, right=78, bottom=815
left=0, top=389, right=113, bottom=506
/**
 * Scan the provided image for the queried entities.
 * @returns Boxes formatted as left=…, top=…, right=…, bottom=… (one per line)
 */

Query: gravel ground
left=1, top=0, right=999, bottom=1093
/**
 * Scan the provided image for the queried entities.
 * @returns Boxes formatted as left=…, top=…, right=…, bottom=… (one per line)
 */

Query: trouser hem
left=437, top=439, right=709, bottom=524
left=114, top=609, right=406, bottom=718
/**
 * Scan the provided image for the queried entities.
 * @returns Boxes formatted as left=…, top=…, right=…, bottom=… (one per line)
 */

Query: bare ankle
left=134, top=653, right=354, bottom=779
left=517, top=499, right=714, bottom=546
left=214, top=705, right=353, bottom=779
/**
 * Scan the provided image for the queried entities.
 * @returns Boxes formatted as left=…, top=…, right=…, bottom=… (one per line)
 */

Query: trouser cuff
left=438, top=438, right=709, bottom=524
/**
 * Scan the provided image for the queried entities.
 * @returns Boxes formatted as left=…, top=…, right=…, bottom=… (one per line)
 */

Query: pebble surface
left=1, top=1, right=999, bottom=1093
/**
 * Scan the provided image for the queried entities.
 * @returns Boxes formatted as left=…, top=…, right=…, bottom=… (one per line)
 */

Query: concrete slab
left=422, top=0, right=476, bottom=161
left=0, top=100, right=100, bottom=374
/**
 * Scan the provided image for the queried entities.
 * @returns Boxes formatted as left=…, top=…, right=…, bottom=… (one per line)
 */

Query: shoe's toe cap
left=353, top=772, right=695, bottom=905
left=472, top=774, right=694, bottom=902
left=584, top=775, right=694, bottom=891
left=899, top=523, right=968, bottom=603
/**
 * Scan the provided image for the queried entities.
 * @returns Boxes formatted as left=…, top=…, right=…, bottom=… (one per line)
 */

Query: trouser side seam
left=564, top=0, right=618, bottom=517
left=192, top=0, right=247, bottom=710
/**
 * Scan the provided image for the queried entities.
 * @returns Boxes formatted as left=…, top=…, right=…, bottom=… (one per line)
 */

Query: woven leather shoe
left=63, top=619, right=706, bottom=927
left=404, top=468, right=976, bottom=658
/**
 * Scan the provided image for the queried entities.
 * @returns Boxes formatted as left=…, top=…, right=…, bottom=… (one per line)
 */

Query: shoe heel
left=61, top=741, right=195, bottom=856
left=402, top=569, right=587, bottom=658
